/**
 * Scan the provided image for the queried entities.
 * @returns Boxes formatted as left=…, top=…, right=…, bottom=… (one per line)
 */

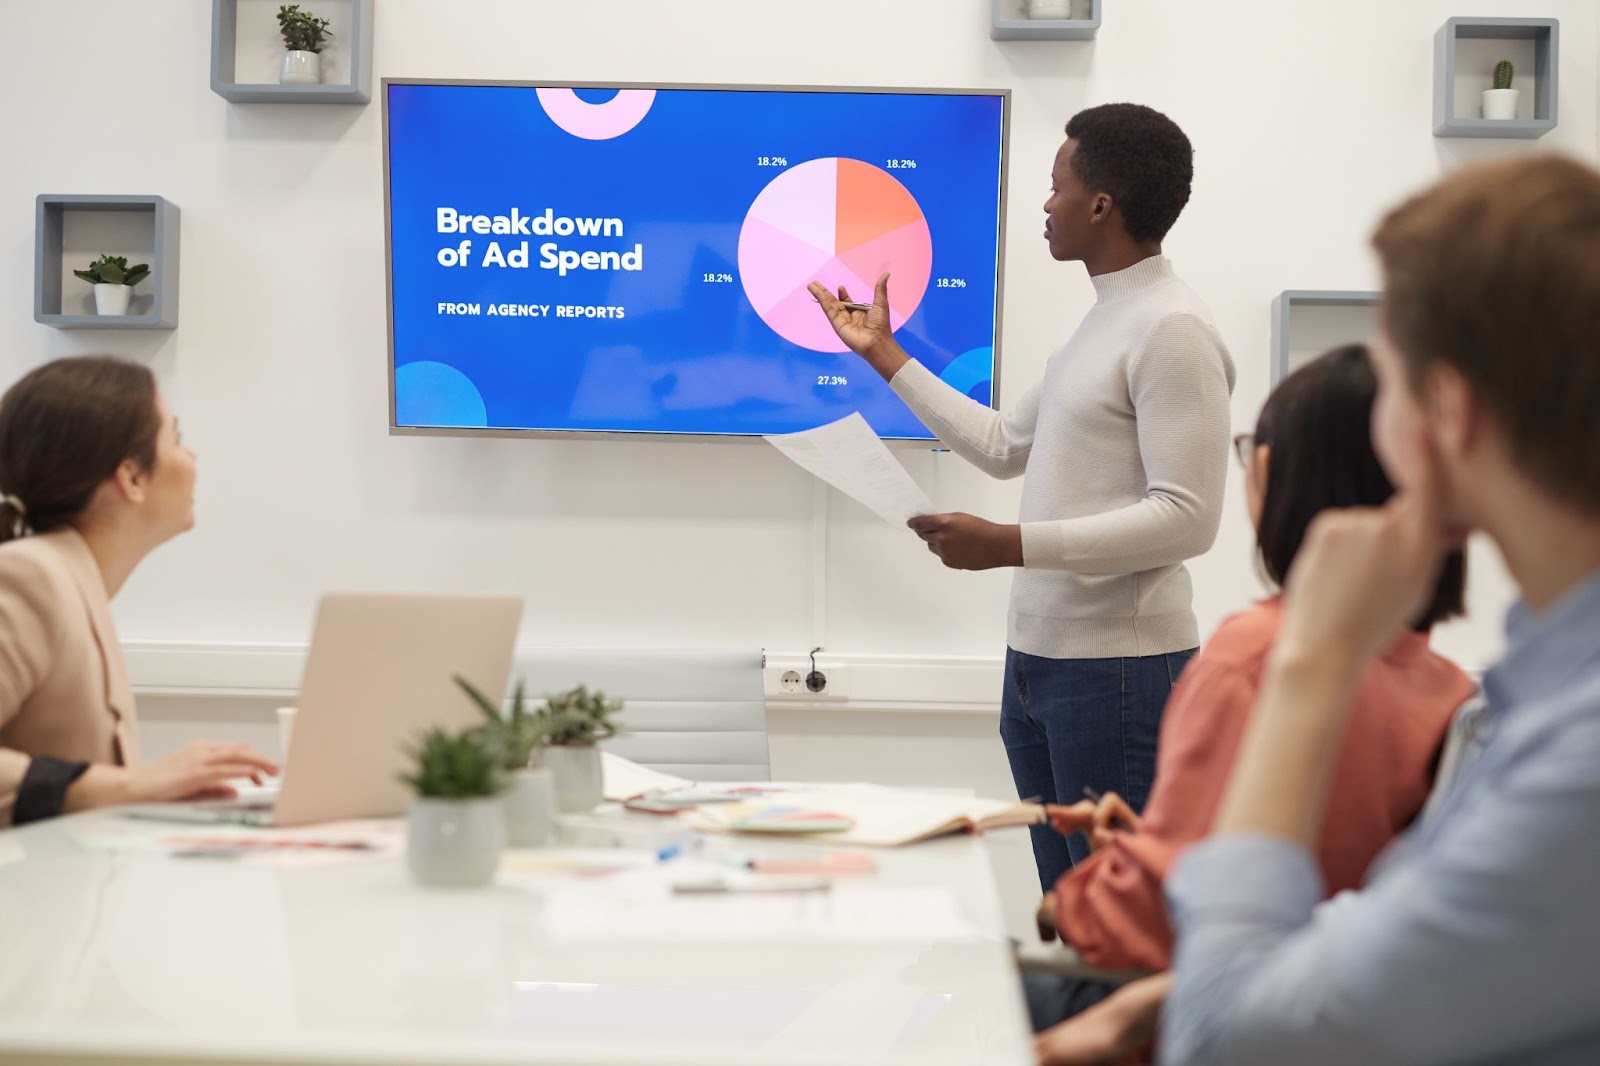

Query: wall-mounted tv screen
left=383, top=80, right=1010, bottom=440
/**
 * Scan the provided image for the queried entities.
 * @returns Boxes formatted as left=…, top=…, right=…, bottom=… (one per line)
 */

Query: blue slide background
left=387, top=84, right=1006, bottom=439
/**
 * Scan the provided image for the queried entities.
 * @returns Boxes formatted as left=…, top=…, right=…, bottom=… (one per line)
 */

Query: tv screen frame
left=382, top=78, right=1013, bottom=444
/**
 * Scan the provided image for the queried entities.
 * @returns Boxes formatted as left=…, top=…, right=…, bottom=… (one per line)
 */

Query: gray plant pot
left=503, top=766, right=557, bottom=846
left=544, top=745, right=603, bottom=813
left=406, top=797, right=504, bottom=887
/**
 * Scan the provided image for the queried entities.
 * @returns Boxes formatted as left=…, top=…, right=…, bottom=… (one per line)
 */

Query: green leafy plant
left=455, top=674, right=544, bottom=770
left=73, top=255, right=149, bottom=287
left=1494, top=59, right=1514, bottom=90
left=534, top=684, right=625, bottom=747
left=399, top=725, right=504, bottom=799
left=277, top=4, right=332, bottom=53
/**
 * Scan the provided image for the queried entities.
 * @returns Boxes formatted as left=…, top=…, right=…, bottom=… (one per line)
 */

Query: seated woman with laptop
left=1028, top=345, right=1477, bottom=1061
left=0, top=356, right=278, bottom=827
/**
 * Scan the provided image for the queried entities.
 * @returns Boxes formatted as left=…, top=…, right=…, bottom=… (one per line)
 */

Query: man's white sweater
left=890, top=255, right=1236, bottom=659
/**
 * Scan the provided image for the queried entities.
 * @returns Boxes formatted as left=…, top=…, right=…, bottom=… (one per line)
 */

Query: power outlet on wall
left=763, top=663, right=852, bottom=700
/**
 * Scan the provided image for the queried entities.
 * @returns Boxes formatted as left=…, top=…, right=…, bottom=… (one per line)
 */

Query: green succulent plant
left=535, top=684, right=625, bottom=747
left=399, top=725, right=504, bottom=799
left=277, top=4, right=332, bottom=53
left=455, top=674, right=544, bottom=771
left=1493, top=60, right=1514, bottom=90
left=73, top=255, right=149, bottom=287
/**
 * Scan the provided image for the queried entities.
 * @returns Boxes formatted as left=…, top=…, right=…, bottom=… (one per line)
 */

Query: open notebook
left=683, top=789, right=1046, bottom=847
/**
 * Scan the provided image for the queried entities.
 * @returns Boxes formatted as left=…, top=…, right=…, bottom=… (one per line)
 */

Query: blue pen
left=656, top=837, right=704, bottom=862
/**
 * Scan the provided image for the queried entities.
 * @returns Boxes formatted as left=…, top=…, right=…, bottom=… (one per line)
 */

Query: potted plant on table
left=399, top=725, right=505, bottom=887
left=73, top=255, right=149, bottom=317
left=456, top=676, right=559, bottom=847
left=1483, top=59, right=1519, bottom=120
left=276, top=4, right=332, bottom=85
left=530, top=685, right=624, bottom=814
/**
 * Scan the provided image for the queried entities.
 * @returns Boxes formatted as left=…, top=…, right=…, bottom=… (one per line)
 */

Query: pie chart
left=738, top=158, right=934, bottom=353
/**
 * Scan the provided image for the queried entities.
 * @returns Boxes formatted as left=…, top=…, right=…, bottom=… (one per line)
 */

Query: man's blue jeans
left=1000, top=646, right=1196, bottom=893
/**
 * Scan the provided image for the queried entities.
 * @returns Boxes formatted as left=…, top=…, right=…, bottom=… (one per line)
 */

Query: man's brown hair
left=1372, top=153, right=1600, bottom=512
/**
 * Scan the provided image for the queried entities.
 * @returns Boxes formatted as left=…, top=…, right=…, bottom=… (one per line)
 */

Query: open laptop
left=132, top=592, right=522, bottom=827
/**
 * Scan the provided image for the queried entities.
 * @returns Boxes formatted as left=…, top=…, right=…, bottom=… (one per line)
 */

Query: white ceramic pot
left=503, top=766, right=557, bottom=847
left=1482, top=88, right=1520, bottom=120
left=280, top=50, right=322, bottom=85
left=93, top=284, right=130, bottom=316
left=1025, top=0, right=1075, bottom=19
left=544, top=745, right=603, bottom=813
left=406, top=797, right=504, bottom=887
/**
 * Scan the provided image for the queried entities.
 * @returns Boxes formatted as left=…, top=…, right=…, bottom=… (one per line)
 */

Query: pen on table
left=656, top=837, right=705, bottom=862
left=811, top=295, right=875, bottom=312
left=672, top=876, right=831, bottom=895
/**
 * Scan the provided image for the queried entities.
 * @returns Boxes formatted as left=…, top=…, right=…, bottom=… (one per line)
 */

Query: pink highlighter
left=730, top=851, right=878, bottom=876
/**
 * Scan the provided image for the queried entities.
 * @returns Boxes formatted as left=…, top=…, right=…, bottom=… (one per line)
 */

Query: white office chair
left=510, top=647, right=769, bottom=781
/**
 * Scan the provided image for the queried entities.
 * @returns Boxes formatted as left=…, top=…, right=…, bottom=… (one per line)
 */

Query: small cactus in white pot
left=1482, top=59, right=1520, bottom=121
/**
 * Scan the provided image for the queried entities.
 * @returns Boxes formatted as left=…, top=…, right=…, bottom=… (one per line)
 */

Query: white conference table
left=0, top=806, right=1034, bottom=1066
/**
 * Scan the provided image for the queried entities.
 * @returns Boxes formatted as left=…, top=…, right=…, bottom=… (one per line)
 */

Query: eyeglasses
left=1232, top=432, right=1257, bottom=468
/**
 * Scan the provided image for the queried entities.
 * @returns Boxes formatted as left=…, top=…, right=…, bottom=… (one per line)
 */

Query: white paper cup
left=276, top=707, right=297, bottom=762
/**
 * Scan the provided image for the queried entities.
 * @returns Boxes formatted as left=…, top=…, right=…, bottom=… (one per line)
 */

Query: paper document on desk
left=601, top=751, right=694, bottom=801
left=765, top=413, right=933, bottom=527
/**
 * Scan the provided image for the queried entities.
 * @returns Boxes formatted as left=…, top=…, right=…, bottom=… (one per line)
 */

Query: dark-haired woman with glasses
left=1028, top=344, right=1476, bottom=1058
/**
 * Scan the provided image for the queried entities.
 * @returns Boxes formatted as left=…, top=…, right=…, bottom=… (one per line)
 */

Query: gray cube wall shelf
left=992, top=0, right=1100, bottom=40
left=1434, top=17, right=1558, bottom=139
left=211, top=0, right=373, bottom=104
left=1270, top=290, right=1380, bottom=386
left=35, top=196, right=180, bottom=331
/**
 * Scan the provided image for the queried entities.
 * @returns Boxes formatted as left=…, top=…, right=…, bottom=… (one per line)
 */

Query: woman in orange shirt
left=1027, top=344, right=1476, bottom=1043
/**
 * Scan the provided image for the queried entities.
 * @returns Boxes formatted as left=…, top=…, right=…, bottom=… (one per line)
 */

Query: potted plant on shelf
left=531, top=685, right=624, bottom=813
left=456, top=675, right=559, bottom=847
left=1483, top=59, right=1519, bottom=120
left=1025, top=0, right=1075, bottom=19
left=73, top=255, right=149, bottom=317
left=399, top=724, right=506, bottom=887
left=276, top=4, right=332, bottom=85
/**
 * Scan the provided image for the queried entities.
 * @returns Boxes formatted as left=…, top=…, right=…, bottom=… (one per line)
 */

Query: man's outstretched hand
left=808, top=273, right=909, bottom=381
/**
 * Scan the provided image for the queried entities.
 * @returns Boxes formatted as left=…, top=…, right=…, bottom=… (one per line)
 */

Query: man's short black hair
left=1064, top=103, right=1194, bottom=244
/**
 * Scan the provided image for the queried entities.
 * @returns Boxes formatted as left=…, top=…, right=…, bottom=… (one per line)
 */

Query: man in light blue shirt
left=1160, top=154, right=1600, bottom=1066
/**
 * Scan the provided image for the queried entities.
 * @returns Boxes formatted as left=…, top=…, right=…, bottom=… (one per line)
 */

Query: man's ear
left=1425, top=361, right=1479, bottom=462
left=110, top=458, right=147, bottom=505
left=1090, top=193, right=1112, bottom=222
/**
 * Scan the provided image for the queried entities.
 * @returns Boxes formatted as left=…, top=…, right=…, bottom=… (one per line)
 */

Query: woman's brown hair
left=0, top=356, right=161, bottom=544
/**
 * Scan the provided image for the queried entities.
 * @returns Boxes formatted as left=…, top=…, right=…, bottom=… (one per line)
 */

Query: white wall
left=7, top=0, right=1598, bottom=935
